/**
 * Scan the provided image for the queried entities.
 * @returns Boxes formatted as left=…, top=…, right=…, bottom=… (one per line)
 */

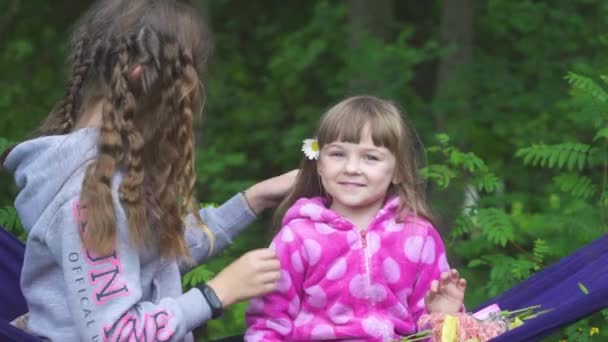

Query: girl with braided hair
left=1, top=0, right=295, bottom=340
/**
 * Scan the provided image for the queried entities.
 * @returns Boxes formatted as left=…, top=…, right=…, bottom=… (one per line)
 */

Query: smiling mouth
left=338, top=182, right=365, bottom=187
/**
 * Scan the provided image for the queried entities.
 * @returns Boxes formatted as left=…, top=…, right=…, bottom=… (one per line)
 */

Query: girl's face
left=317, top=127, right=398, bottom=219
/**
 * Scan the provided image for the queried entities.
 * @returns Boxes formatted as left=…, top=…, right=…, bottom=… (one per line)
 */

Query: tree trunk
left=431, top=0, right=474, bottom=248
left=348, top=0, right=393, bottom=92
left=434, top=0, right=474, bottom=132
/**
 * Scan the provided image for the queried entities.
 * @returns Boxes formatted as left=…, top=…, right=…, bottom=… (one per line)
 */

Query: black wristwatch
left=197, top=283, right=223, bottom=319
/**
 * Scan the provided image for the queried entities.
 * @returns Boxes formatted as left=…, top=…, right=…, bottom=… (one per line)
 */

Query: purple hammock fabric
left=1, top=224, right=606, bottom=341
left=474, top=233, right=608, bottom=342
left=0, top=226, right=41, bottom=342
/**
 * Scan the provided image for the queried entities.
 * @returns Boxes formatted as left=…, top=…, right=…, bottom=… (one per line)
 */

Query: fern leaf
left=452, top=214, right=476, bottom=238
left=553, top=173, right=596, bottom=200
left=182, top=264, right=215, bottom=290
left=420, top=164, right=457, bottom=189
left=565, top=72, right=608, bottom=103
left=516, top=143, right=590, bottom=171
left=557, top=153, right=568, bottom=169
left=532, top=239, right=550, bottom=263
left=593, top=127, right=608, bottom=142
left=547, top=148, right=559, bottom=168
left=477, top=208, right=515, bottom=247
left=510, top=258, right=535, bottom=280
left=475, top=173, right=501, bottom=192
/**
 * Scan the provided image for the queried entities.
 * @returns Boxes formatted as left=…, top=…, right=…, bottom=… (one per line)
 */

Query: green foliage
left=0, top=137, right=14, bottom=152
left=0, top=205, right=25, bottom=241
left=182, top=265, right=215, bottom=292
left=554, top=173, right=597, bottom=200
left=446, top=72, right=608, bottom=341
left=516, top=143, right=592, bottom=171
left=565, top=72, right=608, bottom=104
left=476, top=208, right=515, bottom=247
left=421, top=134, right=501, bottom=192
left=532, top=239, right=550, bottom=265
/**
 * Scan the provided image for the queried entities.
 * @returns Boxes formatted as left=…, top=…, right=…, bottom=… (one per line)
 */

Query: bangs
left=317, top=98, right=401, bottom=152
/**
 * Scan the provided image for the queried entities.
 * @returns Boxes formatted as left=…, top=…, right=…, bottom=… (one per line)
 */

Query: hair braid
left=22, top=0, right=214, bottom=258
left=175, top=49, right=215, bottom=257
left=81, top=39, right=132, bottom=255
left=114, top=37, right=148, bottom=247
left=40, top=38, right=91, bottom=135
left=154, top=40, right=191, bottom=258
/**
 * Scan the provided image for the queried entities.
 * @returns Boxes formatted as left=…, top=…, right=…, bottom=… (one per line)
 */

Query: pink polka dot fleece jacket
left=245, top=196, right=452, bottom=341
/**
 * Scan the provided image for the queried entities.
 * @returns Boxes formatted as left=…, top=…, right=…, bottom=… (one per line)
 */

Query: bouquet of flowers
left=400, top=304, right=551, bottom=342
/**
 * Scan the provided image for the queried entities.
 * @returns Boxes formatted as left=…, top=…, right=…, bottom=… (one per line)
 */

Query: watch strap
left=197, top=282, right=223, bottom=319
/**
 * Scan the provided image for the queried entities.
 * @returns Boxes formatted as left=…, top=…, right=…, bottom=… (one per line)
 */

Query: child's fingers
left=425, top=280, right=439, bottom=302
left=440, top=271, right=451, bottom=286
left=450, top=269, right=460, bottom=281
left=430, top=279, right=439, bottom=294
left=458, top=278, right=467, bottom=289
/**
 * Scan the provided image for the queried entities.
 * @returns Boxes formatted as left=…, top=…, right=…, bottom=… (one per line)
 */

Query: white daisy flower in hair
left=302, top=138, right=319, bottom=160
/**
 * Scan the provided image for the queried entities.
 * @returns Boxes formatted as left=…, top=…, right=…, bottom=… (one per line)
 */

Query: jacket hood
left=3, top=127, right=99, bottom=232
left=282, top=196, right=401, bottom=230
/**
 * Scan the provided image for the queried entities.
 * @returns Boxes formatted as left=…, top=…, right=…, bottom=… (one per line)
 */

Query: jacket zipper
left=360, top=229, right=372, bottom=303
left=360, top=229, right=368, bottom=248
left=362, top=228, right=388, bottom=339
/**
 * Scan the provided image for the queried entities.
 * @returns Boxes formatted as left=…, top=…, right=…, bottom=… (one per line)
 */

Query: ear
left=316, top=158, right=324, bottom=178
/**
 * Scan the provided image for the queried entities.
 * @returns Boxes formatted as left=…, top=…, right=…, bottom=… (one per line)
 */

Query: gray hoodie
left=3, top=127, right=256, bottom=341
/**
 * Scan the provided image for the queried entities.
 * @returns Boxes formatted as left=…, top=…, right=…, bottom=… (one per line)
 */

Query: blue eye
left=364, top=154, right=380, bottom=161
left=329, top=151, right=344, bottom=157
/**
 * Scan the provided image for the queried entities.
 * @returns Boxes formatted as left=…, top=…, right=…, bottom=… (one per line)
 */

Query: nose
left=344, top=156, right=360, bottom=174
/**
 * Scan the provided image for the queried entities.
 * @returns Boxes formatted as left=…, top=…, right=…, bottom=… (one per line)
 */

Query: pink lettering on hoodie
left=245, top=196, right=452, bottom=341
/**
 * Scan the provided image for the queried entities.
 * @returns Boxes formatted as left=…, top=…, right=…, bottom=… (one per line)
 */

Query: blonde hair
left=34, top=0, right=214, bottom=258
left=275, top=95, right=432, bottom=227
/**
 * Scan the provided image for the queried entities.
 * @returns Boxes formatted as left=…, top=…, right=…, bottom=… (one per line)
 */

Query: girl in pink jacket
left=245, top=95, right=466, bottom=341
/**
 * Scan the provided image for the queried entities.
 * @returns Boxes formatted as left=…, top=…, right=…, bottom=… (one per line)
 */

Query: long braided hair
left=36, top=0, right=212, bottom=258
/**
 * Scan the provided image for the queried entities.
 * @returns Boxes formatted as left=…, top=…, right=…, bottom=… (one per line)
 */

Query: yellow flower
left=509, top=317, right=524, bottom=330
left=441, top=315, right=459, bottom=342
left=590, top=327, right=600, bottom=336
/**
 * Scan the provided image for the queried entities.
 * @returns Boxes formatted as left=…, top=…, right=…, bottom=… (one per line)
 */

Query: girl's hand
left=424, top=269, right=467, bottom=314
left=243, top=169, right=298, bottom=214
left=206, top=248, right=281, bottom=308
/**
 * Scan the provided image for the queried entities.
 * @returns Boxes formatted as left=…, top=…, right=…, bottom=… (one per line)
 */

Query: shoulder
left=36, top=195, right=85, bottom=260
left=274, top=218, right=315, bottom=246
left=395, top=216, right=448, bottom=268
left=401, top=215, right=440, bottom=237
left=282, top=197, right=327, bottom=225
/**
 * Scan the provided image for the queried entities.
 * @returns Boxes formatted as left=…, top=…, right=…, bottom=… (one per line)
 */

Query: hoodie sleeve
left=244, top=224, right=306, bottom=342
left=407, top=222, right=454, bottom=326
left=46, top=198, right=212, bottom=341
left=181, top=193, right=257, bottom=272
